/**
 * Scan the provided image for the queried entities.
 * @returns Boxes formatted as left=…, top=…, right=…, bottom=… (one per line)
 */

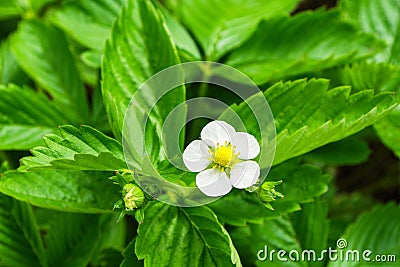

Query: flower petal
left=200, top=120, right=236, bottom=147
left=231, top=132, right=260, bottom=159
left=230, top=161, right=260, bottom=189
left=196, top=168, right=232, bottom=197
left=183, top=140, right=211, bottom=172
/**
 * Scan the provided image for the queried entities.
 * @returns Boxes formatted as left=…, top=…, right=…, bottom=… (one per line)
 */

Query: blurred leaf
left=51, top=0, right=126, bottom=51
left=158, top=5, right=201, bottom=61
left=51, top=0, right=126, bottom=69
left=306, top=138, right=371, bottom=165
left=0, top=84, right=70, bottom=150
left=0, top=161, right=8, bottom=173
left=374, top=107, right=400, bottom=158
left=96, top=215, right=127, bottom=252
left=0, top=38, right=29, bottom=85
left=232, top=200, right=329, bottom=267
left=20, top=125, right=126, bottom=171
left=321, top=61, right=400, bottom=94
left=268, top=159, right=330, bottom=202
left=221, top=79, right=398, bottom=167
left=289, top=199, right=329, bottom=267
left=136, top=201, right=241, bottom=266
left=81, top=50, right=101, bottom=68
left=327, top=193, right=376, bottom=247
left=327, top=203, right=400, bottom=267
left=0, top=0, right=22, bottom=20
left=226, top=10, right=384, bottom=84
left=43, top=213, right=101, bottom=267
left=210, top=159, right=330, bottom=226
left=178, top=0, right=300, bottom=60
left=231, top=218, right=306, bottom=267
left=209, top=190, right=282, bottom=226
left=10, top=20, right=89, bottom=121
left=102, top=0, right=185, bottom=164
left=90, top=248, right=124, bottom=267
left=120, top=238, right=143, bottom=267
left=0, top=170, right=120, bottom=213
left=87, top=215, right=127, bottom=267
left=0, top=193, right=45, bottom=267
left=12, top=0, right=57, bottom=14
left=25, top=0, right=57, bottom=12
left=340, top=0, right=400, bottom=64
left=336, top=1, right=400, bottom=159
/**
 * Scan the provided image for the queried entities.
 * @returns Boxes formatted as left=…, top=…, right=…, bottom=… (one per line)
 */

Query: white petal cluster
left=183, top=121, right=260, bottom=197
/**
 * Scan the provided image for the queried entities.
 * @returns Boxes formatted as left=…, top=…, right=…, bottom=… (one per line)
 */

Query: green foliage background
left=0, top=0, right=399, bottom=266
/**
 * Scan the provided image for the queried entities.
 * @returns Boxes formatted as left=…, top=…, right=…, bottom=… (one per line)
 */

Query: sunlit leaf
left=10, top=20, right=89, bottom=121
left=221, top=79, right=398, bottom=166
left=136, top=201, right=241, bottom=266
left=226, top=10, right=384, bottom=84
left=20, top=125, right=125, bottom=171
left=0, top=84, right=69, bottom=150
left=177, top=0, right=300, bottom=60
left=0, top=170, right=120, bottom=213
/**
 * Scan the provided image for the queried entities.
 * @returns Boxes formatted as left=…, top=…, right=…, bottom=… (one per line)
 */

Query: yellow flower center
left=209, top=142, right=240, bottom=171
left=214, top=145, right=234, bottom=167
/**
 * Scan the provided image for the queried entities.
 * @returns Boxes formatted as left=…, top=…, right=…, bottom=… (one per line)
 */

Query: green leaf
left=374, top=107, right=400, bottom=158
left=90, top=248, right=124, bottom=267
left=102, top=0, right=185, bottom=161
left=20, top=125, right=126, bottom=171
left=289, top=199, right=329, bottom=267
left=51, top=0, right=126, bottom=51
left=0, top=38, right=29, bottom=85
left=210, top=160, right=330, bottom=226
left=158, top=5, right=201, bottom=61
left=231, top=218, right=306, bottom=267
left=136, top=201, right=241, bottom=266
left=327, top=203, right=400, bottom=267
left=120, top=238, right=143, bottom=267
left=0, top=161, right=8, bottom=173
left=0, top=0, right=22, bottom=20
left=226, top=10, right=384, bottom=84
left=321, top=61, right=400, bottom=94
left=23, top=0, right=57, bottom=12
left=81, top=50, right=102, bottom=68
left=0, top=194, right=44, bottom=267
left=0, top=170, right=120, bottom=213
left=305, top=138, right=371, bottom=165
left=221, top=79, right=398, bottom=166
left=177, top=0, right=300, bottom=60
left=10, top=19, right=89, bottom=121
left=209, top=190, right=282, bottom=226
left=43, top=212, right=101, bottom=267
left=328, top=193, right=376, bottom=247
left=318, top=62, right=400, bottom=159
left=231, top=200, right=329, bottom=267
left=340, top=0, right=400, bottom=65
left=329, top=2, right=400, bottom=157
left=0, top=84, right=70, bottom=150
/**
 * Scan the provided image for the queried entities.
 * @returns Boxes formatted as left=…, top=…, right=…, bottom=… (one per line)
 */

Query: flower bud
left=258, top=180, right=284, bottom=210
left=123, top=184, right=145, bottom=210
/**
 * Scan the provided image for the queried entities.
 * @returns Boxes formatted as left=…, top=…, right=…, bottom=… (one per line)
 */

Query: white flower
left=183, top=120, right=260, bottom=197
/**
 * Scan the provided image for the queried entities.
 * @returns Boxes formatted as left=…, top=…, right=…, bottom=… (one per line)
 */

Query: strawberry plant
left=0, top=0, right=399, bottom=266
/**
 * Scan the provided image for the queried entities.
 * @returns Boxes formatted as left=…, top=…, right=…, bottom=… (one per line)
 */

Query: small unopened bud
left=123, top=184, right=145, bottom=210
left=258, top=180, right=284, bottom=210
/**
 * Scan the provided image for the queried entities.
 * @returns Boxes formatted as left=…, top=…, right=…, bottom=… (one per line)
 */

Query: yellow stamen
left=213, top=145, right=234, bottom=167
